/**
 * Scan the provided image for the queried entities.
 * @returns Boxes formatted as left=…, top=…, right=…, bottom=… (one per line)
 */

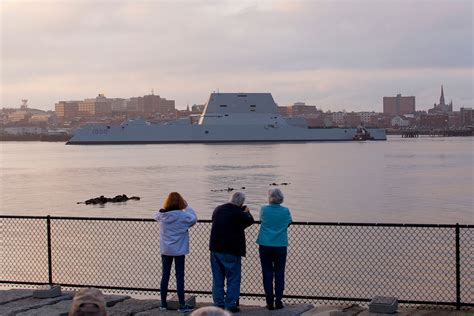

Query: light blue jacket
left=154, top=206, right=197, bottom=256
left=256, top=204, right=292, bottom=247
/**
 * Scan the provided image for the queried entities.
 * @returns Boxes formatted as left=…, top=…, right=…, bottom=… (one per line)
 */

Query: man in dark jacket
left=209, top=191, right=254, bottom=313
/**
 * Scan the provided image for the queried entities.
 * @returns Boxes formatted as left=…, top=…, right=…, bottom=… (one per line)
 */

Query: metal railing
left=1, top=215, right=473, bottom=309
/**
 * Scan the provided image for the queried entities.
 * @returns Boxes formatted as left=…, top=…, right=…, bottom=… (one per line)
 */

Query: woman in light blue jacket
left=256, top=188, right=292, bottom=310
left=154, top=192, right=197, bottom=313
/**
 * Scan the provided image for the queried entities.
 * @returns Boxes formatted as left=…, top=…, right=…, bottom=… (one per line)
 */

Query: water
left=1, top=136, right=473, bottom=224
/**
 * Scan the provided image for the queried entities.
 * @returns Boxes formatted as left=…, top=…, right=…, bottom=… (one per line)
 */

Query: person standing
left=154, top=192, right=197, bottom=314
left=209, top=191, right=254, bottom=313
left=256, top=188, right=292, bottom=310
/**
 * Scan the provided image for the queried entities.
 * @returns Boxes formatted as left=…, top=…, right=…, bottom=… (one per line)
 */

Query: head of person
left=163, top=192, right=187, bottom=211
left=268, top=188, right=284, bottom=205
left=229, top=191, right=245, bottom=207
left=69, top=287, right=107, bottom=316
left=190, top=306, right=231, bottom=316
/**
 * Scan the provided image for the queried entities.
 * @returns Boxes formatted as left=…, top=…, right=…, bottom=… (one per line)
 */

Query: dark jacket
left=209, top=203, right=254, bottom=257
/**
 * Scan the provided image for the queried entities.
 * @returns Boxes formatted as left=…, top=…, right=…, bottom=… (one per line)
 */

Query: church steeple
left=439, top=85, right=445, bottom=106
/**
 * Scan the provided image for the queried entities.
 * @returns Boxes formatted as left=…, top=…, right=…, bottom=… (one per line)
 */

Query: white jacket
left=154, top=206, right=197, bottom=256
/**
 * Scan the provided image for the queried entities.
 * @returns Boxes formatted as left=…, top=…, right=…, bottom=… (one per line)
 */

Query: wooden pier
left=401, top=129, right=473, bottom=138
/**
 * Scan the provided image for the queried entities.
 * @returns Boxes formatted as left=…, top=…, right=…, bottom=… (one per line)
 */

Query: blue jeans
left=160, top=255, right=185, bottom=307
left=210, top=252, right=241, bottom=309
left=259, top=245, right=287, bottom=306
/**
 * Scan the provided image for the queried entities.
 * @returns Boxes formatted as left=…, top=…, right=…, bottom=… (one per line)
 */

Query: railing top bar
left=1, top=215, right=473, bottom=228
left=0, top=215, right=48, bottom=219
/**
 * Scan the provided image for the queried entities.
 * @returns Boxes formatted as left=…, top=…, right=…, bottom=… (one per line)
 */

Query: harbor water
left=1, top=136, right=473, bottom=224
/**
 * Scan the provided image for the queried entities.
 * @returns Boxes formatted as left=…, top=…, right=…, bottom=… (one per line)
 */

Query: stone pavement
left=0, top=289, right=472, bottom=316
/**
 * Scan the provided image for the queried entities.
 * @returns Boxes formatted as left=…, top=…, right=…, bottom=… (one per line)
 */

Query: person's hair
left=69, top=287, right=107, bottom=316
left=190, top=306, right=231, bottom=316
left=229, top=191, right=245, bottom=207
left=268, top=188, right=284, bottom=204
left=163, top=192, right=187, bottom=210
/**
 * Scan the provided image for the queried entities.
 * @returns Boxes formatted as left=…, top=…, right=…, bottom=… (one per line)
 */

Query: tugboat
left=353, top=124, right=374, bottom=141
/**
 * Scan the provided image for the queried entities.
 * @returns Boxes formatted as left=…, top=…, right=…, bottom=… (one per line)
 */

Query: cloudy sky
left=1, top=0, right=472, bottom=111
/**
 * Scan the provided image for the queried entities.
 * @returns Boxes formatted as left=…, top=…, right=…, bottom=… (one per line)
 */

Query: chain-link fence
left=1, top=216, right=473, bottom=308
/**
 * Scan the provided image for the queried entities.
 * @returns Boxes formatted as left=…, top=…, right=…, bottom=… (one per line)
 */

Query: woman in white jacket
left=154, top=192, right=197, bottom=313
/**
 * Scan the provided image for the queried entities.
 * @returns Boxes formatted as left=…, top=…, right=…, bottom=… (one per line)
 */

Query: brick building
left=79, top=94, right=112, bottom=117
left=383, top=94, right=415, bottom=115
left=419, top=114, right=449, bottom=129
left=55, top=101, right=80, bottom=119
left=287, top=102, right=319, bottom=116
left=460, top=107, right=473, bottom=126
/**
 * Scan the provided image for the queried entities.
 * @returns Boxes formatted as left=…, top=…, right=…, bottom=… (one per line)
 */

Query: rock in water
left=80, top=194, right=140, bottom=205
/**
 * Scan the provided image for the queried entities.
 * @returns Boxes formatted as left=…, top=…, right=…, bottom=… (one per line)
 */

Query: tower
left=20, top=99, right=28, bottom=110
left=439, top=85, right=445, bottom=106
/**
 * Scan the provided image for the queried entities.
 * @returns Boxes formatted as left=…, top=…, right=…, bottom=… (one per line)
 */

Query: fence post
left=455, top=223, right=460, bottom=310
left=47, top=215, right=53, bottom=286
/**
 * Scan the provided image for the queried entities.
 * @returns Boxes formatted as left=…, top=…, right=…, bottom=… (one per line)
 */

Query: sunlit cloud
left=1, top=0, right=472, bottom=110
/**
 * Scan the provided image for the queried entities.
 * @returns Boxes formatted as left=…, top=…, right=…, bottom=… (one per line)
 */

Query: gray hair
left=191, top=306, right=231, bottom=316
left=268, top=188, right=284, bottom=204
left=229, top=191, right=246, bottom=207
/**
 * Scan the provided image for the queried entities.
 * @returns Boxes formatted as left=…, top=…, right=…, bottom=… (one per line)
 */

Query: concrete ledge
left=301, top=305, right=474, bottom=316
left=106, top=298, right=162, bottom=316
left=13, top=293, right=130, bottom=316
left=1, top=290, right=472, bottom=316
left=136, top=302, right=315, bottom=315
left=0, top=289, right=34, bottom=305
left=0, top=293, right=72, bottom=316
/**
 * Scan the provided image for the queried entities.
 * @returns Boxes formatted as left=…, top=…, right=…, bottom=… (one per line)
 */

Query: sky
left=1, top=0, right=473, bottom=112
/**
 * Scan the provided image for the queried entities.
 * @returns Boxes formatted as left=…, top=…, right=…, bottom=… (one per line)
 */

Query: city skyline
left=1, top=0, right=473, bottom=111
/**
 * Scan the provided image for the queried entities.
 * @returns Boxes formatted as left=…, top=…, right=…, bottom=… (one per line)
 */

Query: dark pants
left=160, top=255, right=185, bottom=307
left=258, top=245, right=287, bottom=306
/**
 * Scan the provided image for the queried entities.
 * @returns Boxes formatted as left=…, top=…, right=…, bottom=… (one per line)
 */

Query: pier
left=399, top=129, right=473, bottom=138
left=1, top=288, right=473, bottom=315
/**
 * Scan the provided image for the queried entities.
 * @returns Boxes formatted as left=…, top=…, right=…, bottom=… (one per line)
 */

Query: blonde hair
left=163, top=192, right=187, bottom=211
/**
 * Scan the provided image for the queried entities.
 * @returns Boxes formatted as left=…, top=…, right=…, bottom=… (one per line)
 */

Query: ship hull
left=67, top=124, right=387, bottom=144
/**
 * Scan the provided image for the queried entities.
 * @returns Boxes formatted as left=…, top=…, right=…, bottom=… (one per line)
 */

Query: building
left=29, top=114, right=51, bottom=123
left=369, top=114, right=392, bottom=128
left=383, top=94, right=416, bottom=115
left=8, top=111, right=30, bottom=123
left=126, top=98, right=140, bottom=112
left=79, top=94, right=112, bottom=117
left=125, top=94, right=176, bottom=115
left=391, top=115, right=410, bottom=128
left=305, top=114, right=332, bottom=128
left=277, top=106, right=291, bottom=117
left=429, top=85, right=453, bottom=113
left=191, top=104, right=205, bottom=114
left=344, top=112, right=362, bottom=127
left=359, top=112, right=377, bottom=125
left=460, top=107, right=473, bottom=126
left=287, top=102, right=319, bottom=117
left=419, top=113, right=449, bottom=129
left=110, top=98, right=127, bottom=112
left=138, top=94, right=175, bottom=115
left=331, top=111, right=345, bottom=126
left=55, top=101, right=80, bottom=119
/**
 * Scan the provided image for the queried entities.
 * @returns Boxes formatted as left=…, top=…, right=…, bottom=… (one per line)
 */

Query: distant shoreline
left=1, top=131, right=473, bottom=142
left=0, top=134, right=72, bottom=142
